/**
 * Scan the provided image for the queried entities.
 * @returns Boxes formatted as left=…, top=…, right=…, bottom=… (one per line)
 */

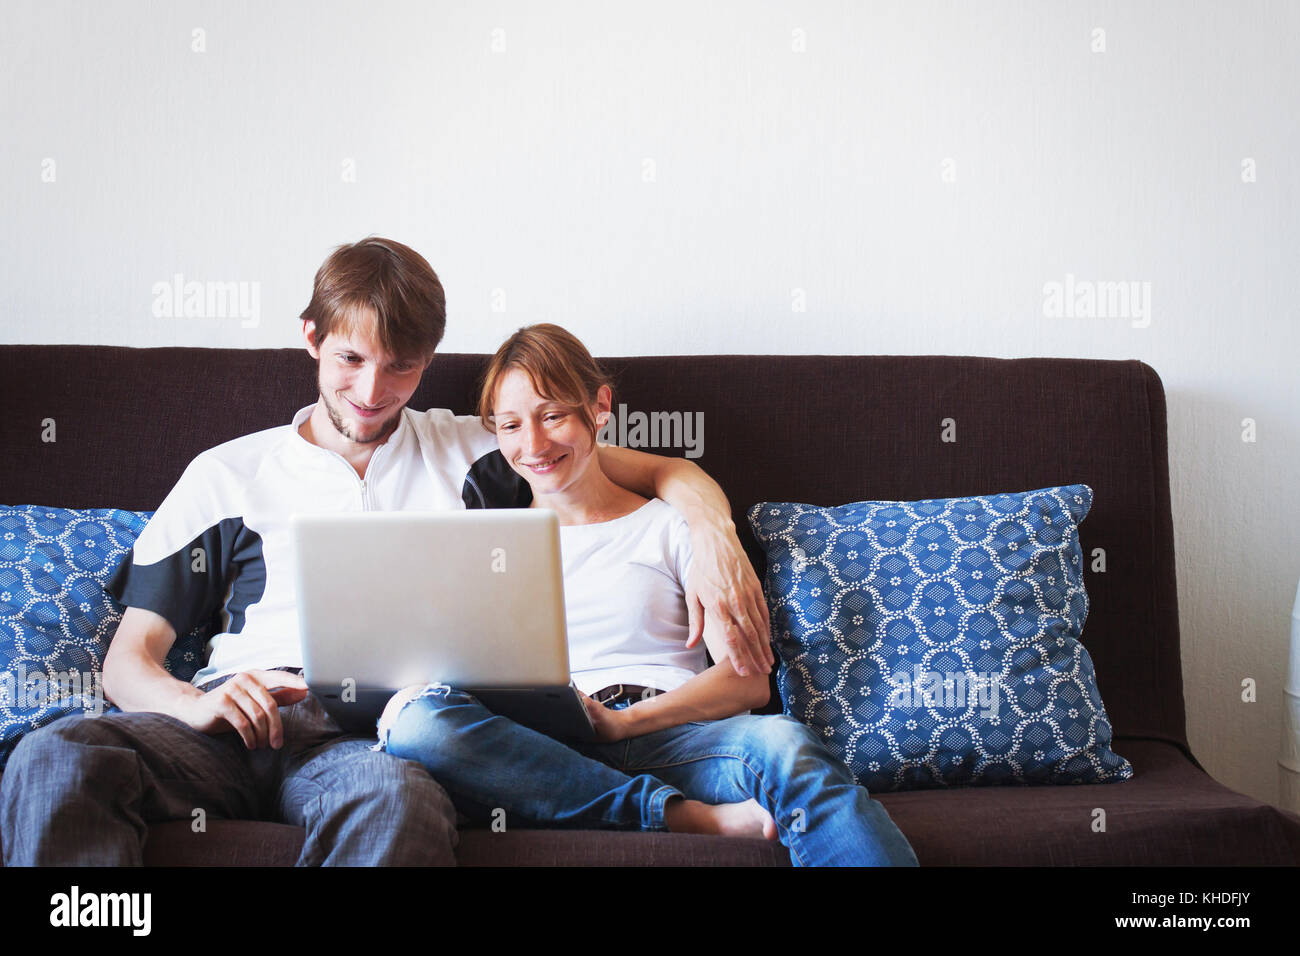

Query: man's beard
left=320, top=385, right=401, bottom=445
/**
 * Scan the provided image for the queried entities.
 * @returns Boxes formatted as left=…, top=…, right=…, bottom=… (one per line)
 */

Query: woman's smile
left=522, top=453, right=568, bottom=474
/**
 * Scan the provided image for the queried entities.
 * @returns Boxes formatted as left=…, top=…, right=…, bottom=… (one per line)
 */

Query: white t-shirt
left=561, top=498, right=709, bottom=696
left=107, top=404, right=529, bottom=686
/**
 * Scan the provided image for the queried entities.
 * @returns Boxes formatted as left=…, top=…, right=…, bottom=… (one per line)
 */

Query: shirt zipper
left=303, top=410, right=399, bottom=511
left=358, top=420, right=399, bottom=509
left=320, top=445, right=381, bottom=510
left=358, top=442, right=385, bottom=511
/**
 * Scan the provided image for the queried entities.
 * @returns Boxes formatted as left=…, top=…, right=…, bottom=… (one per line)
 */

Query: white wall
left=3, top=0, right=1297, bottom=808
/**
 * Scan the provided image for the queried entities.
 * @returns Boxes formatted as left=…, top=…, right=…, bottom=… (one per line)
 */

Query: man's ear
left=303, top=319, right=321, bottom=359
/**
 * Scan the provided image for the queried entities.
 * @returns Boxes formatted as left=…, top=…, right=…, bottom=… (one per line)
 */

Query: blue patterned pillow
left=748, top=485, right=1131, bottom=791
left=0, top=506, right=208, bottom=769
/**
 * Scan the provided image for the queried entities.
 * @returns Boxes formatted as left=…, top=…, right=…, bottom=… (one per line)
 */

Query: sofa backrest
left=0, top=346, right=1186, bottom=750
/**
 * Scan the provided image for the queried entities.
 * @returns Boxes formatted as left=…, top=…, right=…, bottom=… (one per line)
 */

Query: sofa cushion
left=749, top=485, right=1131, bottom=791
left=875, top=739, right=1300, bottom=865
left=135, top=820, right=793, bottom=867
left=114, top=742, right=1298, bottom=866
left=0, top=505, right=207, bottom=768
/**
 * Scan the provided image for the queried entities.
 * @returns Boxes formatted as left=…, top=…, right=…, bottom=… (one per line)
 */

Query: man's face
left=304, top=319, right=429, bottom=445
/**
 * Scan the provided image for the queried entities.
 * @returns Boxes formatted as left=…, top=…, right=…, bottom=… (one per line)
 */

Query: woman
left=377, top=324, right=917, bottom=866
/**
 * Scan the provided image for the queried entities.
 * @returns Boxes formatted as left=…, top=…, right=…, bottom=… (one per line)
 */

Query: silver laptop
left=290, top=509, right=596, bottom=741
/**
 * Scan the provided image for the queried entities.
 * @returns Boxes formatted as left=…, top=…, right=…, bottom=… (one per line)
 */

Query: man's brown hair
left=478, top=324, right=612, bottom=441
left=300, top=237, right=446, bottom=361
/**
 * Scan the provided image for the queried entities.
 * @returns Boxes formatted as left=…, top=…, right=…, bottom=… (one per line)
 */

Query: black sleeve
left=462, top=449, right=533, bottom=510
left=105, top=517, right=258, bottom=638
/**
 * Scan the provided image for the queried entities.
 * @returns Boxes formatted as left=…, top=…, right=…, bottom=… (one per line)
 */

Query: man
left=0, top=237, right=772, bottom=866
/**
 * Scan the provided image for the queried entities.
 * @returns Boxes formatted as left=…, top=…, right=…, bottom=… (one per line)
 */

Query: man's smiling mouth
left=347, top=399, right=387, bottom=417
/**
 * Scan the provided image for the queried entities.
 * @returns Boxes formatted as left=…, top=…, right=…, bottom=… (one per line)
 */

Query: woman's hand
left=579, top=692, right=634, bottom=742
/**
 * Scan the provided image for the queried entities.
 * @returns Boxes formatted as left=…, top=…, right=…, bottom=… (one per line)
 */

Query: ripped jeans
left=377, top=684, right=918, bottom=867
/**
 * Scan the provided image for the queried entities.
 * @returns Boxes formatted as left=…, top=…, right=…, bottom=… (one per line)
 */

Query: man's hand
left=592, top=441, right=775, bottom=676
left=684, top=524, right=774, bottom=678
left=176, top=670, right=309, bottom=750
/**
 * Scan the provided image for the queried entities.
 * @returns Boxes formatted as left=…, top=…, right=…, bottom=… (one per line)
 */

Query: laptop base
left=313, top=683, right=598, bottom=743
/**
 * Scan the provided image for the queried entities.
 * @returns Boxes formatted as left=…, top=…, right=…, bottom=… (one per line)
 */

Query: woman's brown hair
left=478, top=324, right=612, bottom=441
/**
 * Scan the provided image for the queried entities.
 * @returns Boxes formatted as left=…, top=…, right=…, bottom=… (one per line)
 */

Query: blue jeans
left=379, top=685, right=918, bottom=867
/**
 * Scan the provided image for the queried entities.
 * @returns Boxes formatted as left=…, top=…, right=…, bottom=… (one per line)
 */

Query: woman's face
left=492, top=368, right=606, bottom=497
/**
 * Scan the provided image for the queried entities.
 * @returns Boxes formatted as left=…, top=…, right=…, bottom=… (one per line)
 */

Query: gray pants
left=0, top=687, right=459, bottom=866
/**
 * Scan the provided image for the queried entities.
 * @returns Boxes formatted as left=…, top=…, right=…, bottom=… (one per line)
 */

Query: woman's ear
left=595, top=384, right=613, bottom=424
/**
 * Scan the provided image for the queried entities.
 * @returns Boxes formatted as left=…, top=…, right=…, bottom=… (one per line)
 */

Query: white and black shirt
left=107, top=404, right=528, bottom=686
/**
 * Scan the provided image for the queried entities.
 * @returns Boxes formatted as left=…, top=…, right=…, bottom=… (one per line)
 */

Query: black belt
left=592, top=684, right=661, bottom=706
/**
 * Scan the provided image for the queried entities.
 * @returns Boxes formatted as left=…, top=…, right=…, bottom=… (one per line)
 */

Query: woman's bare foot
left=664, top=797, right=778, bottom=840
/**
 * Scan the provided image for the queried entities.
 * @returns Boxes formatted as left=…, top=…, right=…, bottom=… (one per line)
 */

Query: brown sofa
left=2, top=345, right=1298, bottom=866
